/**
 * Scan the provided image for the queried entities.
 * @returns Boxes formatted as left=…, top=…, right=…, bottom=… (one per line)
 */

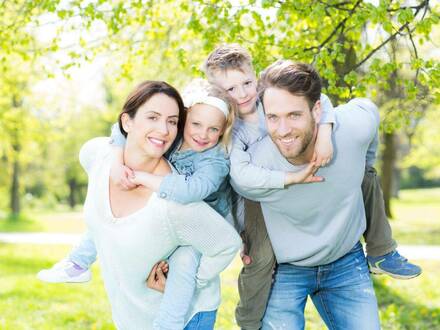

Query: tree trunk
left=381, top=132, right=396, bottom=218
left=68, top=178, right=77, bottom=209
left=10, top=158, right=20, bottom=219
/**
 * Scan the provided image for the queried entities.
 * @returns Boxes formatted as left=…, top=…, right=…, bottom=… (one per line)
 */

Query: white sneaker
left=37, top=259, right=91, bottom=283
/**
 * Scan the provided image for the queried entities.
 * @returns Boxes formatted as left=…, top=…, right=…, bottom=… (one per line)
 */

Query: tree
left=1, top=0, right=439, bottom=217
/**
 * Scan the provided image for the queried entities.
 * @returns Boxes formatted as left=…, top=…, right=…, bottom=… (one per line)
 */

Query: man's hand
left=110, top=163, right=137, bottom=190
left=240, top=232, right=252, bottom=265
left=146, top=261, right=168, bottom=293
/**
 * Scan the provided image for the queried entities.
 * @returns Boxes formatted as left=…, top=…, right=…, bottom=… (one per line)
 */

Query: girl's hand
left=127, top=171, right=147, bottom=187
left=314, top=123, right=333, bottom=167
left=285, top=161, right=324, bottom=186
left=146, top=261, right=168, bottom=293
left=110, top=163, right=137, bottom=190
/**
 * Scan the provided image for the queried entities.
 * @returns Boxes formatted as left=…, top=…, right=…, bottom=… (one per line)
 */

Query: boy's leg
left=36, top=231, right=95, bottom=283
left=362, top=166, right=396, bottom=256
left=154, top=246, right=201, bottom=330
left=362, top=166, right=421, bottom=279
left=236, top=199, right=276, bottom=330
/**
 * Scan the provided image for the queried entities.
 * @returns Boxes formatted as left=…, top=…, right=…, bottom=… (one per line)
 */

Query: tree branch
left=349, top=1, right=429, bottom=73
left=303, top=0, right=363, bottom=52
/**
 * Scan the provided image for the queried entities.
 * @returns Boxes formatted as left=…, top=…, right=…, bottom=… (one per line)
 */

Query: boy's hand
left=239, top=231, right=252, bottom=265
left=314, top=123, right=333, bottom=167
left=285, top=161, right=323, bottom=186
left=110, top=163, right=137, bottom=190
left=146, top=261, right=168, bottom=293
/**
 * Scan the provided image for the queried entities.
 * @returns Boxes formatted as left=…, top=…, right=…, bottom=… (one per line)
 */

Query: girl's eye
left=227, top=87, right=235, bottom=92
left=192, top=122, right=200, bottom=127
left=168, top=120, right=178, bottom=126
left=148, top=116, right=158, bottom=121
left=209, top=127, right=219, bottom=133
left=244, top=81, right=252, bottom=86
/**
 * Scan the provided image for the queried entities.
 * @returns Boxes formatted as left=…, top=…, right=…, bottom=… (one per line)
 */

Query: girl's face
left=181, top=103, right=226, bottom=152
left=122, top=93, right=180, bottom=159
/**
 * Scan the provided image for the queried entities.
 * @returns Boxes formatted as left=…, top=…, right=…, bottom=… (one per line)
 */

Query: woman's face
left=123, top=93, right=180, bottom=159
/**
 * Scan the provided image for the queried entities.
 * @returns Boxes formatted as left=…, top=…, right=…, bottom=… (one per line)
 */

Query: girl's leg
left=36, top=231, right=96, bottom=283
left=154, top=246, right=201, bottom=330
left=362, top=166, right=421, bottom=279
left=236, top=199, right=276, bottom=330
left=68, top=230, right=98, bottom=268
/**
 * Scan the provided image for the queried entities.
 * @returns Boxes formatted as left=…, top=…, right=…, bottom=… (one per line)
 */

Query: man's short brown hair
left=203, top=44, right=253, bottom=80
left=259, top=60, right=322, bottom=109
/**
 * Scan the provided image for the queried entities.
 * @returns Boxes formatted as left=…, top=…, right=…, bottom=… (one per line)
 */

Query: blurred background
left=1, top=0, right=439, bottom=329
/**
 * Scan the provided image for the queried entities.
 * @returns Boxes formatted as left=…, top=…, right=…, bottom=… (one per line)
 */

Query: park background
left=1, top=0, right=439, bottom=329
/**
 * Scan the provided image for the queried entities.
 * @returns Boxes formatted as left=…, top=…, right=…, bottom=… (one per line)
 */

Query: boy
left=203, top=44, right=421, bottom=329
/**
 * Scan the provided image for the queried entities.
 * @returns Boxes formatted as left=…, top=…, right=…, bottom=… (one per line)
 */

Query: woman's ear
left=121, top=113, right=133, bottom=133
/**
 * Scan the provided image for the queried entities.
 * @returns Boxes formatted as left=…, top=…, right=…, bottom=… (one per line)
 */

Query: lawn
left=1, top=188, right=439, bottom=329
left=1, top=243, right=439, bottom=329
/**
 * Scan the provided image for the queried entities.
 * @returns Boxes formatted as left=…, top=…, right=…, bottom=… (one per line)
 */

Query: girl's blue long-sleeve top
left=110, top=124, right=231, bottom=217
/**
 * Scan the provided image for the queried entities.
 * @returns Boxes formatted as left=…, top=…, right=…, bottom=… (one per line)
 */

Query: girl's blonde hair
left=182, top=79, right=237, bottom=154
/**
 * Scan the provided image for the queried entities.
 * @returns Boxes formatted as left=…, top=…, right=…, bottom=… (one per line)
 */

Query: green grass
left=1, top=244, right=439, bottom=329
left=0, top=210, right=86, bottom=233
left=1, top=188, right=439, bottom=328
left=391, top=188, right=440, bottom=245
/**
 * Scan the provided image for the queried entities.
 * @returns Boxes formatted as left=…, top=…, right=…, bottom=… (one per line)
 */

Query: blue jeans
left=69, top=231, right=97, bottom=269
left=184, top=310, right=217, bottom=330
left=154, top=246, right=202, bottom=329
left=262, top=242, right=380, bottom=330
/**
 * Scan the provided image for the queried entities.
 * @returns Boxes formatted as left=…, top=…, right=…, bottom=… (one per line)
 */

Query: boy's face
left=210, top=66, right=258, bottom=118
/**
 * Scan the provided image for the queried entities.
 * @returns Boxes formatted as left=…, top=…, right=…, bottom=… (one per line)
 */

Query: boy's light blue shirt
left=110, top=126, right=231, bottom=217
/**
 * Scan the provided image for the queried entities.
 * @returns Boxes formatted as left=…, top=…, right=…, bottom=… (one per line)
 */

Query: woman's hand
left=146, top=261, right=169, bottom=293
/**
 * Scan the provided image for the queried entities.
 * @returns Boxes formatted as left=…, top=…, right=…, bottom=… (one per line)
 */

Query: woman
left=79, top=81, right=241, bottom=329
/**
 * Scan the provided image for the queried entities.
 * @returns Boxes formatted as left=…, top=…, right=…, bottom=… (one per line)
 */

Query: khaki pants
left=235, top=166, right=396, bottom=329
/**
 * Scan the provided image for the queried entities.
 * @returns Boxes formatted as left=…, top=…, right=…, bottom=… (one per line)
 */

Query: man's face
left=263, top=87, right=321, bottom=164
left=210, top=66, right=258, bottom=118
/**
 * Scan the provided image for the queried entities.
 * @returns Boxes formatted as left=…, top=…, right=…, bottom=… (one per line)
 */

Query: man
left=231, top=60, right=381, bottom=329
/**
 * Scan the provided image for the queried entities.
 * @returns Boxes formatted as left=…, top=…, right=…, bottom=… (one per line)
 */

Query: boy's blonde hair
left=202, top=43, right=254, bottom=82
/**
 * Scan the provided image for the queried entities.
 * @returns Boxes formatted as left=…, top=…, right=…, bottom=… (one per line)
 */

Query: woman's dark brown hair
left=118, top=81, right=186, bottom=137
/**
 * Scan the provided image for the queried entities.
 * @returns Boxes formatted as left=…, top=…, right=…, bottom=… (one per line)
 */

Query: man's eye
left=192, top=122, right=200, bottom=127
left=244, top=81, right=252, bottom=86
left=148, top=116, right=158, bottom=121
left=227, top=87, right=235, bottom=92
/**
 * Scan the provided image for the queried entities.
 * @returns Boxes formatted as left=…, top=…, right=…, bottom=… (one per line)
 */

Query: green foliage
left=0, top=0, right=439, bottom=216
